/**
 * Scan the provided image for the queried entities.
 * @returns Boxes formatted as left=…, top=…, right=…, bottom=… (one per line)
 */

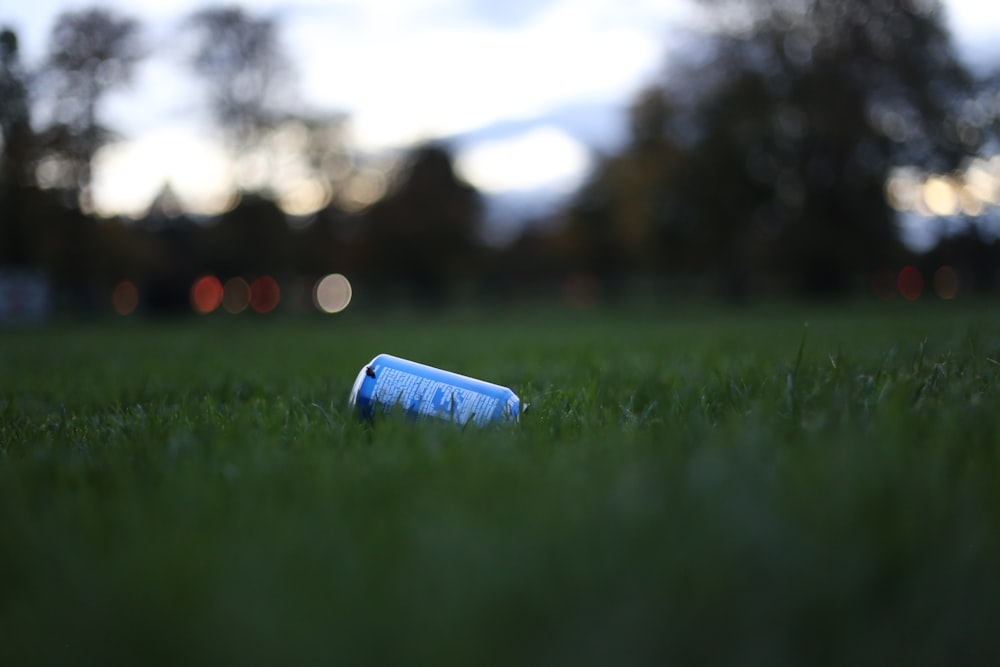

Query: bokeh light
left=277, top=178, right=331, bottom=217
left=922, top=177, right=959, bottom=217
left=959, top=185, right=984, bottom=217
left=191, top=275, right=224, bottom=314
left=933, top=265, right=959, bottom=300
left=112, top=280, right=139, bottom=315
left=313, top=273, right=353, bottom=313
left=887, top=161, right=1000, bottom=220
left=897, top=266, right=923, bottom=301
left=249, top=275, right=280, bottom=314
left=339, top=169, right=386, bottom=212
left=965, top=158, right=1000, bottom=206
left=223, top=277, right=250, bottom=314
left=885, top=170, right=922, bottom=213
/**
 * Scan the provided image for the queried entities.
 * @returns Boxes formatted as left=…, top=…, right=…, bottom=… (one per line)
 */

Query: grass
left=2, top=300, right=1000, bottom=665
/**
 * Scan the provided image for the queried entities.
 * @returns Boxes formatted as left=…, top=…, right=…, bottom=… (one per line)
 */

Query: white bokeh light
left=313, top=274, right=353, bottom=313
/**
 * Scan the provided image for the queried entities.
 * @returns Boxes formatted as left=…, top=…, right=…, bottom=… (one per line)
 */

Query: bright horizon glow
left=24, top=0, right=677, bottom=218
left=91, top=129, right=237, bottom=217
left=10, top=0, right=999, bottom=226
left=887, top=158, right=1000, bottom=219
left=886, top=157, right=1000, bottom=251
left=456, top=127, right=591, bottom=193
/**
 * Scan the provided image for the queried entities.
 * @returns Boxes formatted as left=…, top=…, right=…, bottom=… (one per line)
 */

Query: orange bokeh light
left=191, top=275, right=224, bottom=314
left=112, top=280, right=139, bottom=315
left=250, top=275, right=280, bottom=314
left=897, top=266, right=923, bottom=301
left=933, top=265, right=959, bottom=300
left=223, top=277, right=251, bottom=314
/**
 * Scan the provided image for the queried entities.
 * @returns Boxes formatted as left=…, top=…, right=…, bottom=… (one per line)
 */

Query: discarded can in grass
left=349, top=353, right=520, bottom=426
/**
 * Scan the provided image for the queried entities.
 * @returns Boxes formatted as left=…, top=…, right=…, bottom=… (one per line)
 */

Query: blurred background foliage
left=1, top=0, right=998, bottom=313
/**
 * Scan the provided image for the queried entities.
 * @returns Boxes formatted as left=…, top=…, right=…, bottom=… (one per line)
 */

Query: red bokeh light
left=249, top=275, right=280, bottom=314
left=191, top=275, right=224, bottom=314
left=897, top=266, right=923, bottom=301
left=112, top=280, right=139, bottom=315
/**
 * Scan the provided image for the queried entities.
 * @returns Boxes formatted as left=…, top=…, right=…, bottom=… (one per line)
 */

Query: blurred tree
left=364, top=143, right=482, bottom=304
left=0, top=27, right=35, bottom=263
left=208, top=193, right=293, bottom=276
left=574, top=0, right=984, bottom=296
left=293, top=113, right=352, bottom=184
left=184, top=8, right=357, bottom=284
left=263, top=112, right=353, bottom=213
left=37, top=8, right=143, bottom=208
left=183, top=6, right=292, bottom=150
left=568, top=88, right=690, bottom=295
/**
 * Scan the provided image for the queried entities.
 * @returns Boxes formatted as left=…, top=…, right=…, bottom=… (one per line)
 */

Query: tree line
left=1, top=0, right=998, bottom=313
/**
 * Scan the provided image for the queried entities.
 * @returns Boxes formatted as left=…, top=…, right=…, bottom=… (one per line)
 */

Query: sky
left=3, top=0, right=1000, bottom=243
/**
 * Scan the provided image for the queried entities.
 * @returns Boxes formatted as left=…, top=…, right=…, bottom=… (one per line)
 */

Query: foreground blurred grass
left=2, top=301, right=999, bottom=665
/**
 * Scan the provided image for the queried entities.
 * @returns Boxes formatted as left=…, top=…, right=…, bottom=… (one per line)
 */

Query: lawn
left=2, top=300, right=999, bottom=665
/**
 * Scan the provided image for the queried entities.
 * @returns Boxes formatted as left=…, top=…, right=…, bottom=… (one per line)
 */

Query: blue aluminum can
left=349, top=353, right=520, bottom=426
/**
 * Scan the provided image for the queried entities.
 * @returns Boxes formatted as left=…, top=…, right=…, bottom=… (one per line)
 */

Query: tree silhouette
left=183, top=6, right=292, bottom=150
left=574, top=0, right=984, bottom=296
left=209, top=193, right=293, bottom=276
left=567, top=88, right=691, bottom=294
left=37, top=8, right=143, bottom=206
left=0, top=28, right=35, bottom=263
left=364, top=143, right=482, bottom=304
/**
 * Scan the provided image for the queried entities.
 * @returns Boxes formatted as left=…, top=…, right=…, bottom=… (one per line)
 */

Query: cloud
left=284, top=0, right=666, bottom=150
left=944, top=0, right=1000, bottom=67
left=459, top=0, right=557, bottom=28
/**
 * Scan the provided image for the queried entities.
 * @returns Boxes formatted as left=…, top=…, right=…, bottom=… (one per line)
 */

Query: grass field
left=2, top=300, right=1000, bottom=665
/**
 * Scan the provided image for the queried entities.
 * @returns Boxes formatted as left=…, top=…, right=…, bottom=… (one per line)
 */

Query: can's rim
left=348, top=355, right=379, bottom=407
